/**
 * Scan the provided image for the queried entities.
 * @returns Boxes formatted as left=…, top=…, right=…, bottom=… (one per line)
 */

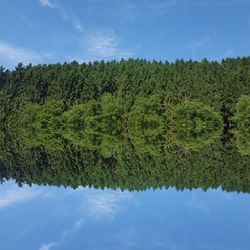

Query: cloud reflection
left=82, top=191, right=132, bottom=220
left=0, top=185, right=42, bottom=208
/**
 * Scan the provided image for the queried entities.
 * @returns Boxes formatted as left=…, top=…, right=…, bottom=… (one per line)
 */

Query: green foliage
left=232, top=95, right=250, bottom=155
left=98, top=134, right=123, bottom=158
left=62, top=100, right=99, bottom=131
left=95, top=93, right=124, bottom=134
left=127, top=95, right=165, bottom=156
left=61, top=93, right=124, bottom=157
left=0, top=105, right=5, bottom=123
left=167, top=100, right=223, bottom=150
left=33, top=100, right=65, bottom=150
left=220, top=57, right=250, bottom=115
left=17, top=100, right=65, bottom=150
left=62, top=94, right=123, bottom=133
left=1, top=131, right=250, bottom=193
left=128, top=95, right=164, bottom=137
left=0, top=58, right=250, bottom=192
left=61, top=93, right=124, bottom=153
left=17, top=103, right=42, bottom=146
left=62, top=130, right=98, bottom=149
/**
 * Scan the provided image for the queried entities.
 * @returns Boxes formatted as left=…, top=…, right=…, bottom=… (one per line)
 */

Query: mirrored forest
left=0, top=57, right=249, bottom=192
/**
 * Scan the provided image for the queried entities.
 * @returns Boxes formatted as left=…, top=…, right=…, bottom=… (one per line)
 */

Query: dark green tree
left=232, top=95, right=250, bottom=155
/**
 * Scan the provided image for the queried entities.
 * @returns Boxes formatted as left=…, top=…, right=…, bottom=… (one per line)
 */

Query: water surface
left=1, top=181, right=250, bottom=250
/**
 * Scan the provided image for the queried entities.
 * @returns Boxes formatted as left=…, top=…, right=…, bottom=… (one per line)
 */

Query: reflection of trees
left=99, top=134, right=123, bottom=158
left=63, top=131, right=123, bottom=158
left=62, top=93, right=123, bottom=134
left=16, top=100, right=65, bottom=151
left=0, top=93, right=250, bottom=192
left=127, top=95, right=165, bottom=157
left=1, top=132, right=250, bottom=193
left=166, top=100, right=223, bottom=150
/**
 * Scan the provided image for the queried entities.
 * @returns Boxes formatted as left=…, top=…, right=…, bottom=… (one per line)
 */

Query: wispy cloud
left=72, top=217, right=85, bottom=231
left=0, top=40, right=52, bottom=66
left=39, top=0, right=84, bottom=32
left=148, top=0, right=178, bottom=13
left=0, top=185, right=42, bottom=208
left=38, top=190, right=132, bottom=250
left=17, top=223, right=36, bottom=239
left=220, top=49, right=234, bottom=58
left=195, top=244, right=241, bottom=250
left=60, top=10, right=85, bottom=33
left=186, top=36, right=236, bottom=61
left=186, top=191, right=212, bottom=215
left=186, top=199, right=211, bottom=215
left=82, top=191, right=132, bottom=219
left=39, top=241, right=58, bottom=250
left=186, top=36, right=211, bottom=58
left=16, top=12, right=36, bottom=28
left=71, top=18, right=85, bottom=33
left=84, top=31, right=132, bottom=59
left=38, top=217, right=85, bottom=250
left=39, top=0, right=55, bottom=8
left=194, top=0, right=250, bottom=6
left=85, top=0, right=179, bottom=22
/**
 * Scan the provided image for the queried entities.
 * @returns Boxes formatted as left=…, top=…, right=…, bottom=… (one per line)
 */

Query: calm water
left=1, top=130, right=250, bottom=249
left=1, top=181, right=250, bottom=250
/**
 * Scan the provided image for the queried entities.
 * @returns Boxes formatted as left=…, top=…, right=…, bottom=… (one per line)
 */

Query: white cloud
left=220, top=49, right=234, bottom=58
left=186, top=36, right=236, bottom=61
left=84, top=32, right=132, bottom=59
left=0, top=185, right=42, bottom=208
left=186, top=199, right=210, bottom=215
left=39, top=0, right=84, bottom=33
left=194, top=0, right=250, bottom=6
left=195, top=244, right=240, bottom=250
left=186, top=36, right=211, bottom=58
left=149, top=0, right=178, bottom=12
left=82, top=191, right=132, bottom=219
left=60, top=10, right=85, bottom=33
left=38, top=217, right=85, bottom=250
left=186, top=191, right=212, bottom=215
left=38, top=189, right=132, bottom=250
left=84, top=0, right=179, bottom=23
left=39, top=0, right=55, bottom=8
left=16, top=12, right=36, bottom=28
left=72, top=218, right=85, bottom=231
left=72, top=18, right=85, bottom=33
left=0, top=40, right=52, bottom=66
left=39, top=241, right=58, bottom=250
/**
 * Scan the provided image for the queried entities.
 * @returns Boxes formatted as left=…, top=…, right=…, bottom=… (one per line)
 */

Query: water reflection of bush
left=0, top=94, right=249, bottom=192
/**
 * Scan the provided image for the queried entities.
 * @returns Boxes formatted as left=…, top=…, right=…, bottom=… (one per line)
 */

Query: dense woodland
left=0, top=57, right=249, bottom=192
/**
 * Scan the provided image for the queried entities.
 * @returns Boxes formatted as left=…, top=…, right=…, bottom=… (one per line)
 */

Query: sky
left=0, top=0, right=250, bottom=68
left=1, top=181, right=250, bottom=250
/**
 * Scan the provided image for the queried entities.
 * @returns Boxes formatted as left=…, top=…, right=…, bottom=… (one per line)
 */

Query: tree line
left=0, top=57, right=249, bottom=118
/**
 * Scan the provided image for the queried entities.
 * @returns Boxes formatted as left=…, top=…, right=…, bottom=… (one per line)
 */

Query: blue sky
left=1, top=181, right=250, bottom=250
left=0, top=0, right=250, bottom=68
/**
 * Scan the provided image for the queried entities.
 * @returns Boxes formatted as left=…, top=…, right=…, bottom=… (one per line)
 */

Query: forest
left=0, top=57, right=249, bottom=192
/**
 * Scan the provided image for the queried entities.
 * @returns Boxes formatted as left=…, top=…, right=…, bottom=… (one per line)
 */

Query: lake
left=0, top=135, right=250, bottom=250
left=1, top=181, right=250, bottom=250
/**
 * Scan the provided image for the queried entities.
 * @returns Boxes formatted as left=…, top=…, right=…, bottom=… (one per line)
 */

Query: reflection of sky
left=0, top=181, right=250, bottom=250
